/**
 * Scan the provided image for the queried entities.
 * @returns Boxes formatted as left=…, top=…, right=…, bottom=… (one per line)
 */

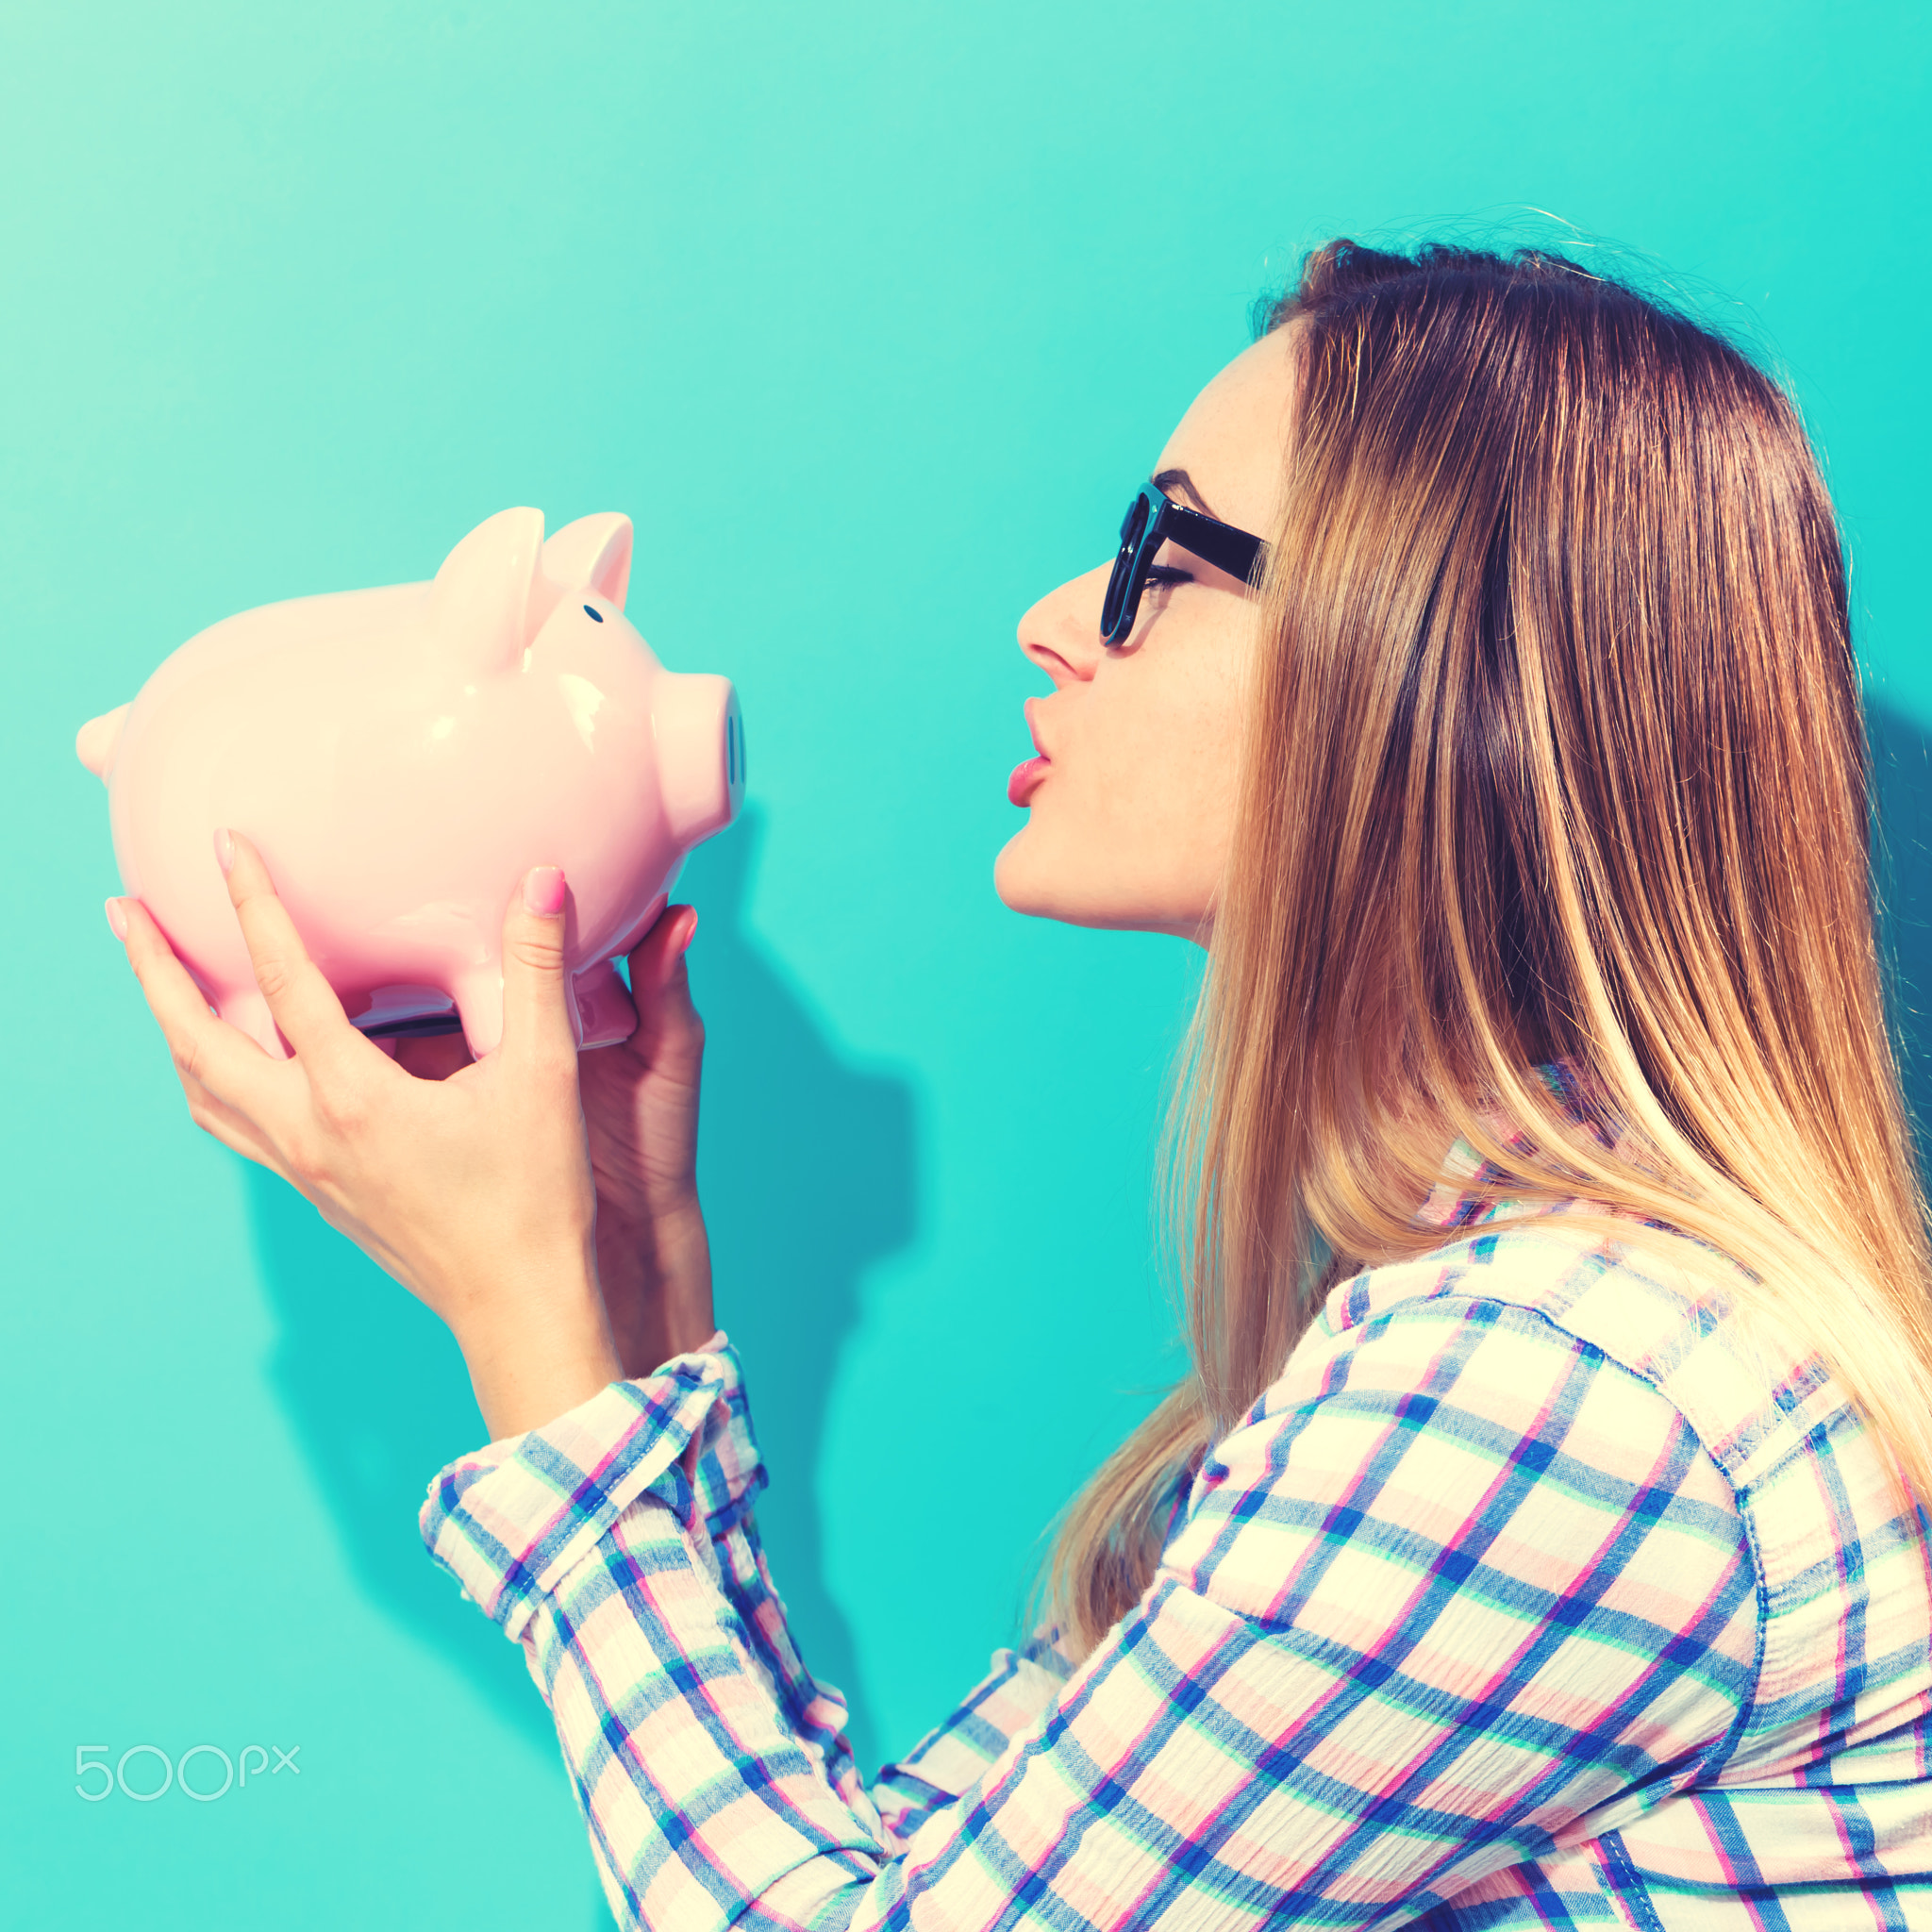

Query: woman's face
left=994, top=327, right=1299, bottom=942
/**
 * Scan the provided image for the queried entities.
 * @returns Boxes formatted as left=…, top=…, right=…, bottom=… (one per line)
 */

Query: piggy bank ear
left=432, top=507, right=548, bottom=674
left=542, top=512, right=633, bottom=611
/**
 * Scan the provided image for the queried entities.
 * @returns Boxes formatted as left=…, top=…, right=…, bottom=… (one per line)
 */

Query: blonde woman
left=110, top=239, right=1932, bottom=1924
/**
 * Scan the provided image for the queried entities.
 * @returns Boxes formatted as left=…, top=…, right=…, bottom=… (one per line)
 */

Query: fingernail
left=524, top=865, right=566, bottom=915
left=213, top=827, right=235, bottom=874
left=658, top=908, right=697, bottom=988
left=104, top=896, right=128, bottom=941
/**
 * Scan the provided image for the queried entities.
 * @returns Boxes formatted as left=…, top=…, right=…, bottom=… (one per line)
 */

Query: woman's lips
left=1012, top=697, right=1052, bottom=805
left=1008, top=755, right=1050, bottom=806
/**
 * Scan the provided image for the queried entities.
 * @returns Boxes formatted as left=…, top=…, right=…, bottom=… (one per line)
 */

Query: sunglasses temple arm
left=1171, top=514, right=1267, bottom=585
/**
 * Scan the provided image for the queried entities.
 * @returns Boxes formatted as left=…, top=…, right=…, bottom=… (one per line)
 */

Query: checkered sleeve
left=868, top=1624, right=1078, bottom=1843
left=423, top=1296, right=1760, bottom=1929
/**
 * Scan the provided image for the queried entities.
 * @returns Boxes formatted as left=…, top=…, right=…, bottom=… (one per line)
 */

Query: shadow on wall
left=675, top=808, right=919, bottom=1775
left=243, top=805, right=917, bottom=1773
left=1868, top=701, right=1932, bottom=1167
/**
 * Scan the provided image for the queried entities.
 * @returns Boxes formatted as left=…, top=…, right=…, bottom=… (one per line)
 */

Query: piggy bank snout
left=655, top=673, right=744, bottom=847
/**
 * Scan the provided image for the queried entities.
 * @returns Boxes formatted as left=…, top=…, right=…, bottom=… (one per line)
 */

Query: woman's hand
left=391, top=904, right=716, bottom=1379
left=108, top=828, right=622, bottom=1441
left=577, top=906, right=717, bottom=1374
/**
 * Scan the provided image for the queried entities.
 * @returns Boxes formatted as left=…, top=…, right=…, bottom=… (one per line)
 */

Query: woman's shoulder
left=1307, top=1197, right=1855, bottom=1503
left=1165, top=1197, right=1914, bottom=1670
left=1162, top=1201, right=1758, bottom=1660
left=1238, top=1204, right=1927, bottom=1670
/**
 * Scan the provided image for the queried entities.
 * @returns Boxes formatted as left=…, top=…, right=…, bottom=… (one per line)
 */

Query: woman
left=109, top=240, right=1932, bottom=1924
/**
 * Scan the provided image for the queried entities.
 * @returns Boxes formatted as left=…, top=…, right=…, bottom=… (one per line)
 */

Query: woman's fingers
left=112, top=893, right=286, bottom=1116
left=215, top=828, right=368, bottom=1086
left=175, top=1061, right=296, bottom=1181
left=633, top=904, right=699, bottom=994
left=625, top=905, right=703, bottom=1077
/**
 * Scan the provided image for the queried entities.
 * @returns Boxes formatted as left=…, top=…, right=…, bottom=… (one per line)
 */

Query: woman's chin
left=993, top=828, right=1055, bottom=919
left=994, top=826, right=1123, bottom=926
left=993, top=830, right=1208, bottom=941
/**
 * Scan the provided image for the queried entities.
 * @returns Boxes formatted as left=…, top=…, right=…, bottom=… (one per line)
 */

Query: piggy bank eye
left=583, top=605, right=604, bottom=624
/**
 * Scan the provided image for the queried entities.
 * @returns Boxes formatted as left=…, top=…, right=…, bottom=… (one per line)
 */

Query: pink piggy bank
left=75, top=506, right=743, bottom=1060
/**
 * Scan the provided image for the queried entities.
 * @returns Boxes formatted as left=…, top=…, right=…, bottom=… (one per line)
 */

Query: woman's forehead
left=1154, top=329, right=1299, bottom=532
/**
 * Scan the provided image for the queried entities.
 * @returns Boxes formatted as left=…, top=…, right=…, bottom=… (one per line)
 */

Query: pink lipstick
left=1010, top=698, right=1052, bottom=806
left=1008, top=756, right=1049, bottom=806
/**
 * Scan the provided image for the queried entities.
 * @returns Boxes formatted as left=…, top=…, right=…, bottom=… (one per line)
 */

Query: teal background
left=3, top=2, right=1926, bottom=1924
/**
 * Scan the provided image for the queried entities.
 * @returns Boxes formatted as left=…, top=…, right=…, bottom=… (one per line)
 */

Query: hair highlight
left=1045, top=238, right=1932, bottom=1659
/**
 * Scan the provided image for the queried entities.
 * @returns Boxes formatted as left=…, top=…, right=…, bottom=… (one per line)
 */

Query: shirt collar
left=1413, top=1058, right=1628, bottom=1234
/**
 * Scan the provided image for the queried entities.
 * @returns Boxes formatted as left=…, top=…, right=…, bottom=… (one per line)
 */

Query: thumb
left=625, top=905, right=703, bottom=1076
left=500, top=864, right=578, bottom=1066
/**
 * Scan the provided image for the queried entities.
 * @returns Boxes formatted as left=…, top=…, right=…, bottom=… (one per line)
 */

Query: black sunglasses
left=1100, top=479, right=1270, bottom=647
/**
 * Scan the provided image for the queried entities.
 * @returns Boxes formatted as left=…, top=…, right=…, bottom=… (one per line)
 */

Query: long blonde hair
left=1048, top=238, right=1932, bottom=1657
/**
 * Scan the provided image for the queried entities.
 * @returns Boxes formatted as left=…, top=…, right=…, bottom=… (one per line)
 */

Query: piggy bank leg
left=450, top=967, right=507, bottom=1060
left=448, top=961, right=638, bottom=1057
left=570, top=959, right=639, bottom=1051
left=216, top=987, right=291, bottom=1060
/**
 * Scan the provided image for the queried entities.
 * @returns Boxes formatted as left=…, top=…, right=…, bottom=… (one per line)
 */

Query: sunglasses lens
left=1101, top=494, right=1150, bottom=641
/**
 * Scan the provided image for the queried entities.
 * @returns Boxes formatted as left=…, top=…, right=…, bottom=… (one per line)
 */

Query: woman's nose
left=1017, top=563, right=1110, bottom=683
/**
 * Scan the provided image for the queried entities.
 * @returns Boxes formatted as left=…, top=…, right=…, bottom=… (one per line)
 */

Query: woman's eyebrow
left=1152, top=466, right=1218, bottom=518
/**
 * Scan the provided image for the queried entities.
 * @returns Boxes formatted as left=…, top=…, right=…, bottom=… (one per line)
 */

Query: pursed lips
left=1008, top=697, right=1052, bottom=807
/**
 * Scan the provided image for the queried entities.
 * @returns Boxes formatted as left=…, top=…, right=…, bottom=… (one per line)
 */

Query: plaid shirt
left=422, top=1076, right=1932, bottom=1927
